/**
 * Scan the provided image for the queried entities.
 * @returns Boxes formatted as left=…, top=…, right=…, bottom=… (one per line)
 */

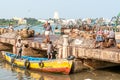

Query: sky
left=0, top=0, right=120, bottom=19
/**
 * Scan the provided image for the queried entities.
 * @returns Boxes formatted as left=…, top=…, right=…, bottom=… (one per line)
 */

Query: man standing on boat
left=16, top=39, right=23, bottom=58
left=43, top=22, right=52, bottom=43
left=47, top=41, right=54, bottom=59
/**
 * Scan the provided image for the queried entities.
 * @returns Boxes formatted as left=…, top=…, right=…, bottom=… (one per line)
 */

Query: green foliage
left=0, top=19, right=18, bottom=26
left=0, top=18, right=42, bottom=27
left=24, top=18, right=42, bottom=26
left=117, top=12, right=120, bottom=17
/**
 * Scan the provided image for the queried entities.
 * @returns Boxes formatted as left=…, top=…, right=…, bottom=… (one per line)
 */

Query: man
left=47, top=41, right=54, bottom=59
left=94, top=28, right=104, bottom=49
left=106, top=29, right=115, bottom=47
left=16, top=39, right=23, bottom=58
left=43, top=22, right=52, bottom=42
left=8, top=24, right=14, bottom=32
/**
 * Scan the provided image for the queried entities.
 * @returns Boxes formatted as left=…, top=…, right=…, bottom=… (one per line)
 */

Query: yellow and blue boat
left=2, top=51, right=73, bottom=75
left=3, top=61, right=71, bottom=80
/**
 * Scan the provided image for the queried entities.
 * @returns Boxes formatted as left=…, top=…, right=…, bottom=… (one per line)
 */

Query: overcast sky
left=0, top=0, right=120, bottom=19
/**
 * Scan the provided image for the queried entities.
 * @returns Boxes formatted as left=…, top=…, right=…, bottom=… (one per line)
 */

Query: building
left=54, top=11, right=59, bottom=19
left=13, top=17, right=27, bottom=25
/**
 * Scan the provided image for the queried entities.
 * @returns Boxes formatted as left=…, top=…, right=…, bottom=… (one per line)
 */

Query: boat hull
left=2, top=52, right=73, bottom=74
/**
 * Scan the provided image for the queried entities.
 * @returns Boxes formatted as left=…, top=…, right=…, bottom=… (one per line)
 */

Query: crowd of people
left=93, top=27, right=115, bottom=49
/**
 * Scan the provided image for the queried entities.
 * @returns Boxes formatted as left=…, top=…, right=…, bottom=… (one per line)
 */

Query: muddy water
left=0, top=55, right=120, bottom=80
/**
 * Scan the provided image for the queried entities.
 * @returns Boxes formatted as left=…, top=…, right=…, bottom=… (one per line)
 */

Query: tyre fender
left=24, top=60, right=30, bottom=69
left=39, top=61, right=44, bottom=68
left=10, top=57, right=15, bottom=64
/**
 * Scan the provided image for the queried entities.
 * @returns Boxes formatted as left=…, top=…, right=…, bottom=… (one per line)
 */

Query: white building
left=13, top=17, right=27, bottom=24
left=54, top=11, right=59, bottom=19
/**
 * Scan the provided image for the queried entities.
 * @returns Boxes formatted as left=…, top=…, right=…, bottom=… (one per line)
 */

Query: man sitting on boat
left=16, top=39, right=23, bottom=58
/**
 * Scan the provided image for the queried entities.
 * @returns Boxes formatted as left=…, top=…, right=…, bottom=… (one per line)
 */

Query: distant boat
left=2, top=51, right=73, bottom=75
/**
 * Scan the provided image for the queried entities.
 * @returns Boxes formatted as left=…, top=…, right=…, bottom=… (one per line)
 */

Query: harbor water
left=0, top=24, right=61, bottom=34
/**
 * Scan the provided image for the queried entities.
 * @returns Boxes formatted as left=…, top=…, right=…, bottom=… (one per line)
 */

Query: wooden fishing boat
left=1, top=51, right=73, bottom=75
left=3, top=61, right=71, bottom=80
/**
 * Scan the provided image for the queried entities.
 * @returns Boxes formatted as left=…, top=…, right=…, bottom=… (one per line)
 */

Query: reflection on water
left=1, top=54, right=120, bottom=80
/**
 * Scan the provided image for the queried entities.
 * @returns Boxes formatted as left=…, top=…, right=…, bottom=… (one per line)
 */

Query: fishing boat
left=1, top=51, right=73, bottom=75
left=2, top=62, right=71, bottom=80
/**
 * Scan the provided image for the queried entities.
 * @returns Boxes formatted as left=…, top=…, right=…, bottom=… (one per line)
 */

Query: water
left=14, top=25, right=45, bottom=34
left=0, top=24, right=61, bottom=35
left=1, top=54, right=120, bottom=80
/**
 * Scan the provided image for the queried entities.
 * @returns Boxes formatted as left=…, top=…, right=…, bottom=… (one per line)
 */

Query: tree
left=24, top=18, right=42, bottom=26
